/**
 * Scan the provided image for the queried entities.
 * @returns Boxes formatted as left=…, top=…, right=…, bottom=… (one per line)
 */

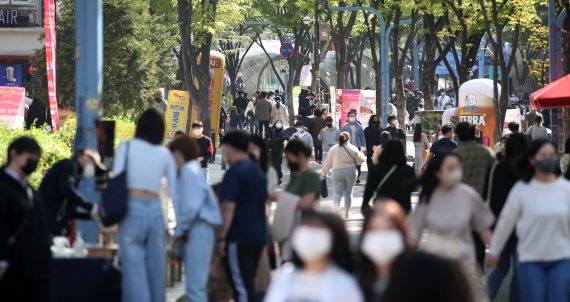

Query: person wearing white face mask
left=191, top=121, right=214, bottom=182
left=269, top=120, right=286, bottom=185
left=39, top=148, right=106, bottom=237
left=358, top=200, right=409, bottom=301
left=408, top=153, right=494, bottom=302
left=264, top=210, right=364, bottom=302
left=290, top=120, right=314, bottom=151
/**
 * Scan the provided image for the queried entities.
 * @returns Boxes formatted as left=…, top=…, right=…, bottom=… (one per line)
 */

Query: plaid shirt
left=454, top=141, right=495, bottom=196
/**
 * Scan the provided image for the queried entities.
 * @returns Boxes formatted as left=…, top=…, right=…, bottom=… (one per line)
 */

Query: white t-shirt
left=264, top=263, right=364, bottom=302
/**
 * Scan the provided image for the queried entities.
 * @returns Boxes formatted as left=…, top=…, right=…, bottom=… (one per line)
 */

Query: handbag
left=100, top=142, right=130, bottom=227
left=320, top=178, right=328, bottom=198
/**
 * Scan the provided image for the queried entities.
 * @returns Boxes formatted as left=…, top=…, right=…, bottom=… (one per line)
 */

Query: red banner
left=44, top=0, right=59, bottom=130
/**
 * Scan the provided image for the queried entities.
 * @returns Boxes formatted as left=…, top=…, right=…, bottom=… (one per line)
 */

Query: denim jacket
left=174, top=160, right=222, bottom=237
left=340, top=123, right=366, bottom=149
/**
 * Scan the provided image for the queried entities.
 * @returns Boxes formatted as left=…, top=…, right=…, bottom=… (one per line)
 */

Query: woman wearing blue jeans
left=322, top=132, right=365, bottom=219
left=113, top=109, right=178, bottom=302
left=487, top=140, right=570, bottom=302
left=169, top=136, right=221, bottom=302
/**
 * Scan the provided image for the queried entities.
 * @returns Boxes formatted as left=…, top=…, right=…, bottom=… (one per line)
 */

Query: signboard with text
left=165, top=90, right=190, bottom=140
left=44, top=0, right=59, bottom=130
left=0, top=87, right=25, bottom=129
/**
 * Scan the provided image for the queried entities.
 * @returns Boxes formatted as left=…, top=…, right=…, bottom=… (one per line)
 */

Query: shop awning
left=531, top=74, right=570, bottom=109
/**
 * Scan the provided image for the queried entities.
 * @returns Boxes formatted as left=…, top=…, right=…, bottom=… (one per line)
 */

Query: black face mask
left=288, top=161, right=300, bottom=172
left=373, top=121, right=380, bottom=126
left=327, top=123, right=333, bottom=128
left=22, top=158, right=39, bottom=175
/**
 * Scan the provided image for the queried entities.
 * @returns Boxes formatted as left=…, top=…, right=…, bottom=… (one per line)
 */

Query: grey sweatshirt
left=319, top=126, right=340, bottom=152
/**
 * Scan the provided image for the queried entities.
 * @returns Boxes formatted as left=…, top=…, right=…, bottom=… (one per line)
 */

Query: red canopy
left=531, top=74, right=570, bottom=109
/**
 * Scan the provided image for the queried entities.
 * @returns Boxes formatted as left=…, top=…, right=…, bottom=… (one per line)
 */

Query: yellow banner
left=191, top=51, right=225, bottom=144
left=165, top=90, right=190, bottom=140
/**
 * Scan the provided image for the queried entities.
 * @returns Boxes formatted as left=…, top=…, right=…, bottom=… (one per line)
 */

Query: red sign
left=0, top=87, right=26, bottom=129
left=28, top=64, right=37, bottom=76
left=44, top=0, right=59, bottom=130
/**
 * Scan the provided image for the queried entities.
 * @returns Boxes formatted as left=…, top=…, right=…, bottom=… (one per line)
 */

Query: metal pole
left=548, top=0, right=556, bottom=83
left=74, top=0, right=103, bottom=243
left=478, top=36, right=486, bottom=78
left=413, top=39, right=420, bottom=89
left=314, top=0, right=320, bottom=97
left=330, top=7, right=387, bottom=125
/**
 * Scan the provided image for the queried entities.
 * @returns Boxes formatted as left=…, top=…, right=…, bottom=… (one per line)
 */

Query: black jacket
left=363, top=163, right=417, bottom=213
left=483, top=160, right=519, bottom=224
left=39, top=159, right=93, bottom=236
left=364, top=125, right=383, bottom=158
left=0, top=169, right=52, bottom=281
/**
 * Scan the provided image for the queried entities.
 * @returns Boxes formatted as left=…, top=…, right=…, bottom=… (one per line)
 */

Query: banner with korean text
left=44, top=0, right=59, bottom=130
left=165, top=90, right=190, bottom=140
left=0, top=87, right=26, bottom=129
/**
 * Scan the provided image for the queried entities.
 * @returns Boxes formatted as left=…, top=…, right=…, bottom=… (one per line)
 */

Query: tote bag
left=100, top=142, right=130, bottom=226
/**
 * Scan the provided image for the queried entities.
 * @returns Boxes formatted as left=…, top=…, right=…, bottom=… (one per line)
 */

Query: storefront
left=0, top=0, right=43, bottom=87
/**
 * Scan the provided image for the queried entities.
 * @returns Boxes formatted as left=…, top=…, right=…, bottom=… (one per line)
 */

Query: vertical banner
left=165, top=90, right=190, bottom=140
left=360, top=90, right=377, bottom=127
left=340, top=89, right=361, bottom=125
left=44, top=0, right=59, bottom=130
left=0, top=87, right=26, bottom=129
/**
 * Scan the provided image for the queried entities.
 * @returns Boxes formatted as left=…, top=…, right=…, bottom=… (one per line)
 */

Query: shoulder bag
left=342, top=145, right=359, bottom=167
left=100, top=142, right=130, bottom=226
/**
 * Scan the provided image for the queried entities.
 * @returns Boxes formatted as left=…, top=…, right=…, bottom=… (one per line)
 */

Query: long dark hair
left=517, top=139, right=557, bottom=182
left=504, top=133, right=528, bottom=176
left=413, top=123, right=423, bottom=143
left=135, top=109, right=165, bottom=145
left=420, top=153, right=462, bottom=204
left=378, top=139, right=407, bottom=167
left=249, top=135, right=271, bottom=173
left=292, top=210, right=354, bottom=273
left=357, top=202, right=409, bottom=301
left=380, top=131, right=392, bottom=146
left=382, top=251, right=473, bottom=302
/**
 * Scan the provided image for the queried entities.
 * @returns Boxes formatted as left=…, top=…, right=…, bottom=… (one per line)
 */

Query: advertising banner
left=360, top=90, right=376, bottom=127
left=0, top=63, right=23, bottom=87
left=191, top=51, right=225, bottom=144
left=503, top=108, right=522, bottom=135
left=0, top=87, right=26, bottom=129
left=165, top=90, right=190, bottom=140
left=340, top=89, right=361, bottom=125
left=458, top=79, right=499, bottom=147
left=44, top=0, right=59, bottom=130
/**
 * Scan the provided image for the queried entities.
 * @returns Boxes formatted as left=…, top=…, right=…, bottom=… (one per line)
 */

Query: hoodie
left=319, top=126, right=341, bottom=152
left=291, top=130, right=314, bottom=151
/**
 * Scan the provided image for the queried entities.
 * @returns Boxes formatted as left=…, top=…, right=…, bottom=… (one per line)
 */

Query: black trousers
left=356, top=165, right=362, bottom=181
left=223, top=242, right=264, bottom=302
left=257, top=121, right=270, bottom=139
left=314, top=146, right=323, bottom=162
left=366, top=157, right=374, bottom=171
left=0, top=270, right=54, bottom=302
left=473, top=232, right=485, bottom=270
left=271, top=149, right=283, bottom=180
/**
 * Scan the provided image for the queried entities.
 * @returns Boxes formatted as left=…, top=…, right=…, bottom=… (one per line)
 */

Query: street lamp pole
left=313, top=0, right=321, bottom=98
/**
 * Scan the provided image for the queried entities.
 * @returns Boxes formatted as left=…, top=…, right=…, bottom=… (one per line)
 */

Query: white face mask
left=349, top=117, right=356, bottom=123
left=291, top=226, right=332, bottom=262
left=276, top=123, right=283, bottom=129
left=193, top=128, right=203, bottom=136
left=440, top=169, right=463, bottom=188
left=296, top=127, right=304, bottom=133
left=361, top=230, right=404, bottom=265
left=251, top=150, right=261, bottom=160
left=83, top=163, right=95, bottom=178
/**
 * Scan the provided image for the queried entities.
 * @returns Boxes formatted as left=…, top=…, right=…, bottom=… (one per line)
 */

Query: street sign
left=280, top=42, right=294, bottom=59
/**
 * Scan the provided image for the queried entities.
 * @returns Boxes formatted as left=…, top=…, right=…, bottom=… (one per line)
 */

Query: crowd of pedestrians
left=3, top=86, right=570, bottom=302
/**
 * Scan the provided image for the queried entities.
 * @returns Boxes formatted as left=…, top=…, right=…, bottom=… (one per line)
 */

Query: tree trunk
left=421, top=38, right=438, bottom=110
left=229, top=73, right=237, bottom=100
left=336, top=62, right=349, bottom=89
left=562, top=14, right=570, bottom=143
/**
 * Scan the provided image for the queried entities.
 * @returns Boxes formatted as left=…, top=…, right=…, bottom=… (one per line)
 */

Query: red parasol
left=530, top=74, right=570, bottom=109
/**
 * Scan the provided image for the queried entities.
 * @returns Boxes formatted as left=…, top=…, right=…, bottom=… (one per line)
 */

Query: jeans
left=322, top=151, right=329, bottom=166
left=271, top=149, right=283, bottom=180
left=223, top=242, right=264, bottom=302
left=331, top=167, right=358, bottom=209
left=202, top=167, right=209, bottom=183
left=246, top=119, right=257, bottom=135
left=119, top=197, right=166, bottom=302
left=257, top=121, right=270, bottom=139
left=487, top=236, right=519, bottom=301
left=517, top=259, right=570, bottom=302
left=183, top=220, right=216, bottom=302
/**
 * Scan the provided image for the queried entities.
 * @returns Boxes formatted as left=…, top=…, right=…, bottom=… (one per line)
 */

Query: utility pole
left=313, top=0, right=321, bottom=98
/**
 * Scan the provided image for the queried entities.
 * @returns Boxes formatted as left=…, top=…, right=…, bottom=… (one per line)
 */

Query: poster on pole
left=44, top=0, right=59, bottom=130
left=0, top=87, right=26, bottom=129
left=165, top=90, right=190, bottom=140
left=503, top=109, right=522, bottom=135
left=340, top=89, right=361, bottom=125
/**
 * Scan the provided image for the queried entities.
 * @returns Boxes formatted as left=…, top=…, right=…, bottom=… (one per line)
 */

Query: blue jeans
left=517, top=259, right=570, bottom=302
left=487, top=236, right=519, bottom=301
left=183, top=220, right=216, bottom=302
left=331, top=167, right=357, bottom=209
left=119, top=197, right=166, bottom=302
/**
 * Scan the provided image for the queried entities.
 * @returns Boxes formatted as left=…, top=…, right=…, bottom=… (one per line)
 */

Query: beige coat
left=271, top=103, right=289, bottom=125
left=322, top=143, right=365, bottom=175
